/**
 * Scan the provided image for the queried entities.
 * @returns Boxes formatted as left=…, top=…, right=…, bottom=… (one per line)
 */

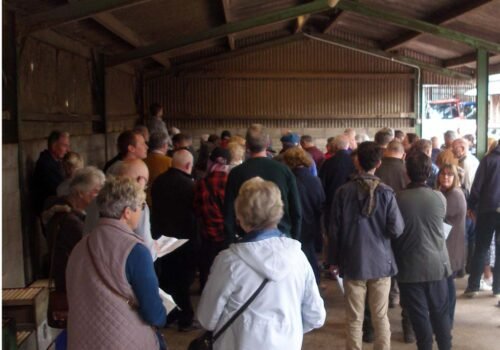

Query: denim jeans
left=467, top=212, right=500, bottom=293
left=399, top=278, right=452, bottom=350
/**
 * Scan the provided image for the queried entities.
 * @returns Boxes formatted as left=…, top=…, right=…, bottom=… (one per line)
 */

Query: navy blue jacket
left=328, top=174, right=404, bottom=280
left=319, top=150, right=356, bottom=228
left=292, top=167, right=325, bottom=244
left=469, top=145, right=500, bottom=214
left=32, top=150, right=64, bottom=213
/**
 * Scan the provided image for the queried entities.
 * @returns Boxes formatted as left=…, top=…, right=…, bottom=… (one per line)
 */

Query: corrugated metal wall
left=145, top=37, right=416, bottom=128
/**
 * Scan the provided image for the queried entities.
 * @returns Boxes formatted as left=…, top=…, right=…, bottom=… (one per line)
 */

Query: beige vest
left=66, top=218, right=158, bottom=350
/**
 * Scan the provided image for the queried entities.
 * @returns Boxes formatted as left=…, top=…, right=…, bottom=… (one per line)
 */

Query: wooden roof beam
left=221, top=0, right=236, bottom=50
left=65, top=0, right=170, bottom=69
left=105, top=0, right=340, bottom=67
left=336, top=0, right=500, bottom=53
left=305, top=33, right=474, bottom=80
left=444, top=53, right=481, bottom=69
left=94, top=13, right=171, bottom=69
left=383, top=0, right=493, bottom=51
left=323, top=10, right=345, bottom=33
left=19, top=0, right=151, bottom=36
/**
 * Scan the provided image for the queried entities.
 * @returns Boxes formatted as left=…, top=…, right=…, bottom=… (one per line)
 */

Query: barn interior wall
left=146, top=38, right=418, bottom=149
left=2, top=30, right=138, bottom=286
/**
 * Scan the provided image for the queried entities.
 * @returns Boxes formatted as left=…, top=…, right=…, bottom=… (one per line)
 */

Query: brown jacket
left=66, top=218, right=158, bottom=350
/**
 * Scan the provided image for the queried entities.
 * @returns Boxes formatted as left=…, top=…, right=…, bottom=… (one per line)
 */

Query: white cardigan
left=197, top=236, right=326, bottom=350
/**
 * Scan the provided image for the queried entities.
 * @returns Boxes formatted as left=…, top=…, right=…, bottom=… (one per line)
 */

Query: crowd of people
left=32, top=103, right=500, bottom=350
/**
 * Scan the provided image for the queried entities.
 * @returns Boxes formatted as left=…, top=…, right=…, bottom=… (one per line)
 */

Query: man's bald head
left=452, top=138, right=469, bottom=159
left=113, top=159, right=149, bottom=190
left=385, top=140, right=405, bottom=159
left=172, top=149, right=193, bottom=174
left=334, top=135, right=350, bottom=151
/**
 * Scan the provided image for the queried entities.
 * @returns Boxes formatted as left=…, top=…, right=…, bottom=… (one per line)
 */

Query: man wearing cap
left=276, top=132, right=317, bottom=176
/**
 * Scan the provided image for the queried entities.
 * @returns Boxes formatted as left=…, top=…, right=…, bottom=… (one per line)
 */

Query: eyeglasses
left=439, top=173, right=454, bottom=177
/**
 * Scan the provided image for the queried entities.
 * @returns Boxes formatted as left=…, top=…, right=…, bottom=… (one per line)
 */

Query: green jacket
left=394, top=185, right=451, bottom=283
left=223, top=157, right=302, bottom=243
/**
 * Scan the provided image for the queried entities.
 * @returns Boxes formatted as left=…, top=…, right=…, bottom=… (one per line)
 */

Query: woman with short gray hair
left=45, top=166, right=105, bottom=293
left=66, top=177, right=167, bottom=349
left=197, top=177, right=326, bottom=350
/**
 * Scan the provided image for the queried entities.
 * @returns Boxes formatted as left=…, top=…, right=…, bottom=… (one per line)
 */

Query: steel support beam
left=20, top=0, right=150, bottom=36
left=383, top=0, right=493, bottom=51
left=305, top=33, right=474, bottom=80
left=336, top=0, right=500, bottom=53
left=105, top=0, right=339, bottom=67
left=476, top=49, right=489, bottom=158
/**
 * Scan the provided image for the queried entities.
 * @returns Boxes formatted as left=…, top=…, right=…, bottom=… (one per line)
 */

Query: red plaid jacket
left=193, top=171, right=228, bottom=242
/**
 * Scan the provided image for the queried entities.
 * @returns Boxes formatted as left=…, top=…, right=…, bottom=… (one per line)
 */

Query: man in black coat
left=319, top=134, right=356, bottom=229
left=151, top=149, right=197, bottom=331
left=32, top=131, right=70, bottom=214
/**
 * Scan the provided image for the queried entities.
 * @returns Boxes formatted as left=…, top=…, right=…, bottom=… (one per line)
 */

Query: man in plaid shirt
left=194, top=147, right=231, bottom=291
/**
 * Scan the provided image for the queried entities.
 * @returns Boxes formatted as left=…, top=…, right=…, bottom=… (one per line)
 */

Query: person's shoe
left=388, top=297, right=399, bottom=309
left=479, top=279, right=493, bottom=291
left=402, top=320, right=416, bottom=343
left=464, top=289, right=479, bottom=298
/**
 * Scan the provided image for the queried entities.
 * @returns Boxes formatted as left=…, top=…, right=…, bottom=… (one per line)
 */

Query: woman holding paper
left=197, top=177, right=325, bottom=350
left=66, top=177, right=167, bottom=350
left=437, top=163, right=467, bottom=325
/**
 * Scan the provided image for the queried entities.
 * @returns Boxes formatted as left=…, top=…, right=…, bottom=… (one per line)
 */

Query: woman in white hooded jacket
left=197, top=177, right=326, bottom=350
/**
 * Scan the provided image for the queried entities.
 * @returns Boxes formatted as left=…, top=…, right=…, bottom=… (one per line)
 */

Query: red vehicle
left=426, top=98, right=463, bottom=119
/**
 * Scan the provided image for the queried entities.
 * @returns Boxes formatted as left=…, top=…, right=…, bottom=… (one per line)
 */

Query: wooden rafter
left=105, top=0, right=339, bottom=67
left=19, top=0, right=151, bottom=36
left=221, top=0, right=236, bottom=50
left=294, top=15, right=310, bottom=34
left=323, top=10, right=345, bottom=33
left=336, top=0, right=500, bottom=53
left=383, top=0, right=493, bottom=51
left=305, top=33, right=474, bottom=80
left=66, top=0, right=170, bottom=68
left=444, top=53, right=482, bottom=69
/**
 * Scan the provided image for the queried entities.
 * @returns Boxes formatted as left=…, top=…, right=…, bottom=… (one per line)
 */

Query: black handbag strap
left=212, top=278, right=269, bottom=341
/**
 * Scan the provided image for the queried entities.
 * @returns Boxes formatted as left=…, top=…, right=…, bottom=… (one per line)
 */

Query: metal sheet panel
left=146, top=76, right=413, bottom=118
left=204, top=37, right=410, bottom=73
left=145, top=38, right=415, bottom=120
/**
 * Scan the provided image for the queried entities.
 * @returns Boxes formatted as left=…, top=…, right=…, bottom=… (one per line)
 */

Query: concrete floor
left=162, top=276, right=500, bottom=349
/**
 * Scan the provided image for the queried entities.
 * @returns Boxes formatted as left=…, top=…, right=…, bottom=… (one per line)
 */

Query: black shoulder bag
left=188, top=278, right=269, bottom=350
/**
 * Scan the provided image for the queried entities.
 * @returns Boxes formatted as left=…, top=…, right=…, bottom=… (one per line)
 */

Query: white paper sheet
left=336, top=275, right=344, bottom=295
left=159, top=288, right=179, bottom=314
left=443, top=222, right=453, bottom=240
left=156, top=236, right=188, bottom=258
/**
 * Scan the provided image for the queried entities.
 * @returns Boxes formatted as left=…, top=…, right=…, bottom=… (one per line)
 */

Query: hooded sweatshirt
left=328, top=174, right=404, bottom=280
left=197, top=229, right=325, bottom=350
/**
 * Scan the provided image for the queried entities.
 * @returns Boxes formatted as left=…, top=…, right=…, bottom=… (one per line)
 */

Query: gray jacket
left=394, top=185, right=451, bottom=283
